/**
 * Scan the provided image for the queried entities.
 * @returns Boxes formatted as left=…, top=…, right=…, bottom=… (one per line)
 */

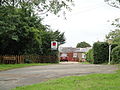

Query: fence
left=0, top=55, right=58, bottom=64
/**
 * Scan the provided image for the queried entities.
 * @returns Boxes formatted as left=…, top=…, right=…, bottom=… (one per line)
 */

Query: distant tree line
left=76, top=41, right=91, bottom=48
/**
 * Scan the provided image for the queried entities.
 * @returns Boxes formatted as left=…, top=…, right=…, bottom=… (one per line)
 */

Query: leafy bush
left=93, top=42, right=109, bottom=64
left=86, top=49, right=94, bottom=63
left=111, top=46, right=120, bottom=64
left=111, top=44, right=118, bottom=49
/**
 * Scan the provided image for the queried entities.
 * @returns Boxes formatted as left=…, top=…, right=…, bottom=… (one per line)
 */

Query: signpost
left=51, top=41, right=58, bottom=50
left=51, top=40, right=59, bottom=62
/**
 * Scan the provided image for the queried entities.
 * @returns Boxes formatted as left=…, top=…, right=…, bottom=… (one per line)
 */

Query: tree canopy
left=76, top=41, right=91, bottom=48
left=104, top=0, right=120, bottom=45
left=0, top=0, right=67, bottom=55
left=0, top=0, right=74, bottom=15
left=106, top=18, right=120, bottom=45
left=106, top=29, right=120, bottom=45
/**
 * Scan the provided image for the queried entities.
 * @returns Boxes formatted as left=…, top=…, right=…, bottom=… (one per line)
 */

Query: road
left=0, top=62, right=118, bottom=90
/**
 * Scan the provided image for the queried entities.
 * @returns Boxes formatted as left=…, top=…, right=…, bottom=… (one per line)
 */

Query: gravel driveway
left=0, top=62, right=118, bottom=90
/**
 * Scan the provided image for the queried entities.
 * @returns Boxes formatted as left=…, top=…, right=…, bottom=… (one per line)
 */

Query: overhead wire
left=42, top=2, right=106, bottom=23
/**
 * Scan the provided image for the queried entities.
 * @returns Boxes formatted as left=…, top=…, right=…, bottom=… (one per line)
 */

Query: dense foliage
left=111, top=46, right=120, bottom=64
left=0, top=6, right=43, bottom=55
left=0, top=1, right=67, bottom=55
left=93, top=42, right=118, bottom=64
left=41, top=30, right=65, bottom=56
left=93, top=42, right=109, bottom=64
left=86, top=49, right=94, bottom=63
left=105, top=0, right=120, bottom=64
left=76, top=41, right=91, bottom=48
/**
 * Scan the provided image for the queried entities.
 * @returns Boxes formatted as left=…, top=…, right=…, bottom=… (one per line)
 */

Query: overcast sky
left=43, top=0, right=120, bottom=47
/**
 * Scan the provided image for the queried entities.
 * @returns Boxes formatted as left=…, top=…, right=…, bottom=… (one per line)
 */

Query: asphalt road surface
left=0, top=62, right=118, bottom=90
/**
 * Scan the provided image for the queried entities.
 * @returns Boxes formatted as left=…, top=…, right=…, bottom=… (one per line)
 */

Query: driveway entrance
left=0, top=63, right=117, bottom=90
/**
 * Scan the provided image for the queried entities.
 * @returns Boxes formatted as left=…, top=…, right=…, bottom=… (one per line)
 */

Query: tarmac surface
left=0, top=62, right=118, bottom=90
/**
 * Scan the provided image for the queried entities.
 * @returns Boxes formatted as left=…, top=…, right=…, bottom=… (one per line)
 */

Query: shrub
left=86, top=49, right=94, bottom=63
left=111, top=44, right=118, bottom=49
left=111, top=46, right=120, bottom=64
left=93, top=42, right=109, bottom=64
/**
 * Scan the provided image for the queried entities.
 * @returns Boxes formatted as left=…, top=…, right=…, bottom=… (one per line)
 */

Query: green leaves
left=111, top=46, right=120, bottom=64
left=106, top=19, right=120, bottom=45
left=86, top=49, right=94, bottom=64
left=0, top=6, right=42, bottom=55
left=40, top=30, right=66, bottom=55
left=93, top=42, right=109, bottom=64
left=0, top=5, right=66, bottom=55
left=0, top=0, right=73, bottom=15
left=12, top=35, right=19, bottom=41
left=76, top=41, right=91, bottom=48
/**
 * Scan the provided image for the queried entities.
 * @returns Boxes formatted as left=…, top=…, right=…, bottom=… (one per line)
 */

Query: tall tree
left=76, top=41, right=91, bottom=48
left=0, top=0, right=69, bottom=55
left=0, top=0, right=74, bottom=15
left=41, top=30, right=65, bottom=55
left=0, top=6, right=44, bottom=55
left=105, top=0, right=120, bottom=45
left=0, top=6, right=66, bottom=55
left=106, top=18, right=120, bottom=45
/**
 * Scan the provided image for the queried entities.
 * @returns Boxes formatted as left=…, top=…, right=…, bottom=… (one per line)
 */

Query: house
left=59, top=47, right=92, bottom=62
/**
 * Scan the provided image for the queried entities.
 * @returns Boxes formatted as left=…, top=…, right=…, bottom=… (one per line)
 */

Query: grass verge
left=12, top=66, right=120, bottom=90
left=79, top=61, right=91, bottom=64
left=0, top=63, right=52, bottom=71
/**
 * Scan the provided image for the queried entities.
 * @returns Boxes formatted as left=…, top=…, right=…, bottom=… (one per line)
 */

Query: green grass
left=12, top=66, right=120, bottom=90
left=80, top=61, right=91, bottom=64
left=0, top=63, right=52, bottom=71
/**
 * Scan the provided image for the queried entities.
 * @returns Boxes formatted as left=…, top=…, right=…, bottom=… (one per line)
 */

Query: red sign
left=51, top=41, right=57, bottom=50
left=52, top=42, right=56, bottom=46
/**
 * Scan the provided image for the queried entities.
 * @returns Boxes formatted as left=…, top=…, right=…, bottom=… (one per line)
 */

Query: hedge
left=93, top=42, right=118, bottom=64
left=93, top=42, right=109, bottom=64
left=111, top=46, right=120, bottom=64
left=86, top=49, right=94, bottom=63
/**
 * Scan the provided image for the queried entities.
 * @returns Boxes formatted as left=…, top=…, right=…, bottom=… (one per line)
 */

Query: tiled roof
left=59, top=47, right=92, bottom=53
